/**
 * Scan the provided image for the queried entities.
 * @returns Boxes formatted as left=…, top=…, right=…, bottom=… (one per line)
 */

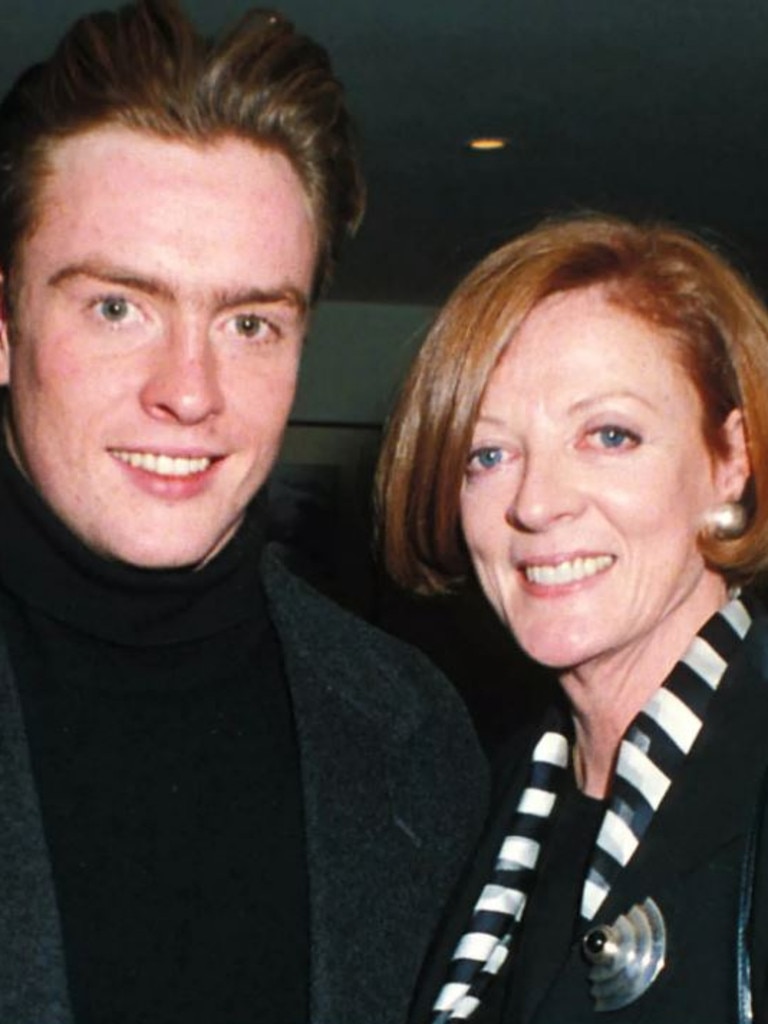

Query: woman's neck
left=561, top=575, right=731, bottom=798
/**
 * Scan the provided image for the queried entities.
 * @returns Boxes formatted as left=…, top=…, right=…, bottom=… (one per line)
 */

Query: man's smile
left=110, top=449, right=215, bottom=477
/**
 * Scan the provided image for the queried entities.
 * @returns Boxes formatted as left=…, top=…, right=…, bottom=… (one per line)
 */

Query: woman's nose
left=506, top=452, right=583, bottom=532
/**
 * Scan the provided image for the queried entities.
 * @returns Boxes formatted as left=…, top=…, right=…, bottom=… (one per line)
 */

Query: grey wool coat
left=0, top=549, right=489, bottom=1024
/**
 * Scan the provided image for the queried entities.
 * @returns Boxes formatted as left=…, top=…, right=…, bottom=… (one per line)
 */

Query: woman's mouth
left=522, top=554, right=614, bottom=586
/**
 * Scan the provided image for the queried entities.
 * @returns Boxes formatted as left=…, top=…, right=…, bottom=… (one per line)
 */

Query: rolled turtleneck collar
left=0, top=430, right=269, bottom=647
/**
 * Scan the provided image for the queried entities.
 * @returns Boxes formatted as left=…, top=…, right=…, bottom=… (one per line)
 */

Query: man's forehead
left=42, top=125, right=311, bottom=207
left=18, top=125, right=319, bottom=309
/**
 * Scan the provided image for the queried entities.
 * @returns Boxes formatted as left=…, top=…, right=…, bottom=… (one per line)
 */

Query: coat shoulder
left=260, top=546, right=483, bottom=735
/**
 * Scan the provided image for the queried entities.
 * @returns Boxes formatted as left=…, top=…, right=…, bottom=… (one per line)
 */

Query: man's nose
left=139, top=324, right=224, bottom=425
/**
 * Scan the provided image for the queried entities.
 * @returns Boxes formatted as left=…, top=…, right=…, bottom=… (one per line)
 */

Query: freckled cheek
left=461, top=489, right=506, bottom=537
left=473, top=566, right=515, bottom=628
left=272, top=370, right=300, bottom=408
left=227, top=379, right=297, bottom=448
left=462, top=517, right=509, bottom=587
left=13, top=337, right=88, bottom=396
left=597, top=473, right=674, bottom=520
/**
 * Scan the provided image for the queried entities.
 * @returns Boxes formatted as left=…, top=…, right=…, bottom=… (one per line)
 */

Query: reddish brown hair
left=0, top=0, right=364, bottom=301
left=376, top=214, right=768, bottom=593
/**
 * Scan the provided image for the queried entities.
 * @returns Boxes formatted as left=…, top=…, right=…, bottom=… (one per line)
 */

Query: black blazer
left=0, top=550, right=489, bottom=1024
left=411, top=612, right=768, bottom=1024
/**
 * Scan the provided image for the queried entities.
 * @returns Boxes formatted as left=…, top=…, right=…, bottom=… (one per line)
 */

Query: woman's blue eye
left=472, top=447, right=504, bottom=469
left=595, top=426, right=638, bottom=449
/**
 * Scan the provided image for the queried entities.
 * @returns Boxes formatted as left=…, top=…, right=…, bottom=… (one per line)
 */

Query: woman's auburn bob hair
left=376, top=213, right=768, bottom=594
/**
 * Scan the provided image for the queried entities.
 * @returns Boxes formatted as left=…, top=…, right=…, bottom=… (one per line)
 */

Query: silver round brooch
left=582, top=897, right=667, bottom=1012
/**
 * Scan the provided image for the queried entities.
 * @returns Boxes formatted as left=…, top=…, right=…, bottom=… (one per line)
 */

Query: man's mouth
left=110, top=450, right=213, bottom=477
left=523, top=555, right=614, bottom=586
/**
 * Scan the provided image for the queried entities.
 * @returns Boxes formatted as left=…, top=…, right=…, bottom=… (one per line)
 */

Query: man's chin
left=69, top=520, right=245, bottom=572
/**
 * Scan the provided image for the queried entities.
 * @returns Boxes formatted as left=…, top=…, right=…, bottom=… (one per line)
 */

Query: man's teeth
left=112, top=451, right=211, bottom=476
left=524, top=555, right=613, bottom=586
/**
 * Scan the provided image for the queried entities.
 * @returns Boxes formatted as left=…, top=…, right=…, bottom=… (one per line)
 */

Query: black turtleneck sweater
left=0, top=441, right=308, bottom=1023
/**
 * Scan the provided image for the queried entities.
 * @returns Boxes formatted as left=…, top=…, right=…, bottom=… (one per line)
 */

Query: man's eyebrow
left=48, top=260, right=309, bottom=319
left=210, top=284, right=309, bottom=320
left=48, top=261, right=176, bottom=301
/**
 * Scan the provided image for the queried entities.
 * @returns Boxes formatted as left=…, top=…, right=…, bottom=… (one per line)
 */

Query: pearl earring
left=701, top=501, right=747, bottom=540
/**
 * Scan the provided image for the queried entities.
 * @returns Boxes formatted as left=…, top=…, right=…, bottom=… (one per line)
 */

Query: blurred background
left=5, top=0, right=767, bottom=747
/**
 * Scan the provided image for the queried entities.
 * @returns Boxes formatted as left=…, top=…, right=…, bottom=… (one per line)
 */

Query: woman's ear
left=716, top=407, right=750, bottom=502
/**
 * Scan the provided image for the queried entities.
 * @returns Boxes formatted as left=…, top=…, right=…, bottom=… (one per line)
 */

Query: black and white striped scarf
left=433, top=596, right=753, bottom=1022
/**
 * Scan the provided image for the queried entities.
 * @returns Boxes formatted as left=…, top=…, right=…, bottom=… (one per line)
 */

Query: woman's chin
left=513, top=631, right=597, bottom=673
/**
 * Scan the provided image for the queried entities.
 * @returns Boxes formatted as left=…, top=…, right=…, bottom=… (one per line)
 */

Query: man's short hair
left=0, top=0, right=365, bottom=300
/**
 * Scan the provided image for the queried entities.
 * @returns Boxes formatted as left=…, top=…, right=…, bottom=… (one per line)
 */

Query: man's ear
left=716, top=407, right=751, bottom=502
left=0, top=271, right=11, bottom=386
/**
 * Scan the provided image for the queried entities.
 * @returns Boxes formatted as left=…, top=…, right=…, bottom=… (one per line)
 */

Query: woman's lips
left=521, top=554, right=615, bottom=587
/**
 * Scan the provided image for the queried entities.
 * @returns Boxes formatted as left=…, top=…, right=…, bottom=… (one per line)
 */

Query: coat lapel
left=263, top=554, right=488, bottom=1024
left=409, top=723, right=539, bottom=1023
left=0, top=643, right=73, bottom=1023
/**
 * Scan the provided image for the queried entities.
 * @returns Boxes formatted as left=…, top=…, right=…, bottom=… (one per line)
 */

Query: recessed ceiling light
left=467, top=136, right=509, bottom=152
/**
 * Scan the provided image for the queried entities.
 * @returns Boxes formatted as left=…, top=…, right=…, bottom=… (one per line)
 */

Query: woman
left=377, top=214, right=768, bottom=1023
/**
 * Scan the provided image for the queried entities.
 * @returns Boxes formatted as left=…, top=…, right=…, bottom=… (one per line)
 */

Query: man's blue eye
left=98, top=297, right=130, bottom=322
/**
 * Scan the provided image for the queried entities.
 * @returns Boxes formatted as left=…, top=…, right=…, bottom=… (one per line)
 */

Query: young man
left=0, top=4, right=487, bottom=1022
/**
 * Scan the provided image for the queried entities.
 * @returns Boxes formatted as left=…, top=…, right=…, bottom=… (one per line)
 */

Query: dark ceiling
left=2, top=0, right=768, bottom=305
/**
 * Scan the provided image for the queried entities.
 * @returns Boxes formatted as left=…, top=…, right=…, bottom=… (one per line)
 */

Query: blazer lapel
left=598, top=622, right=768, bottom=922
left=0, top=645, right=73, bottom=1023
